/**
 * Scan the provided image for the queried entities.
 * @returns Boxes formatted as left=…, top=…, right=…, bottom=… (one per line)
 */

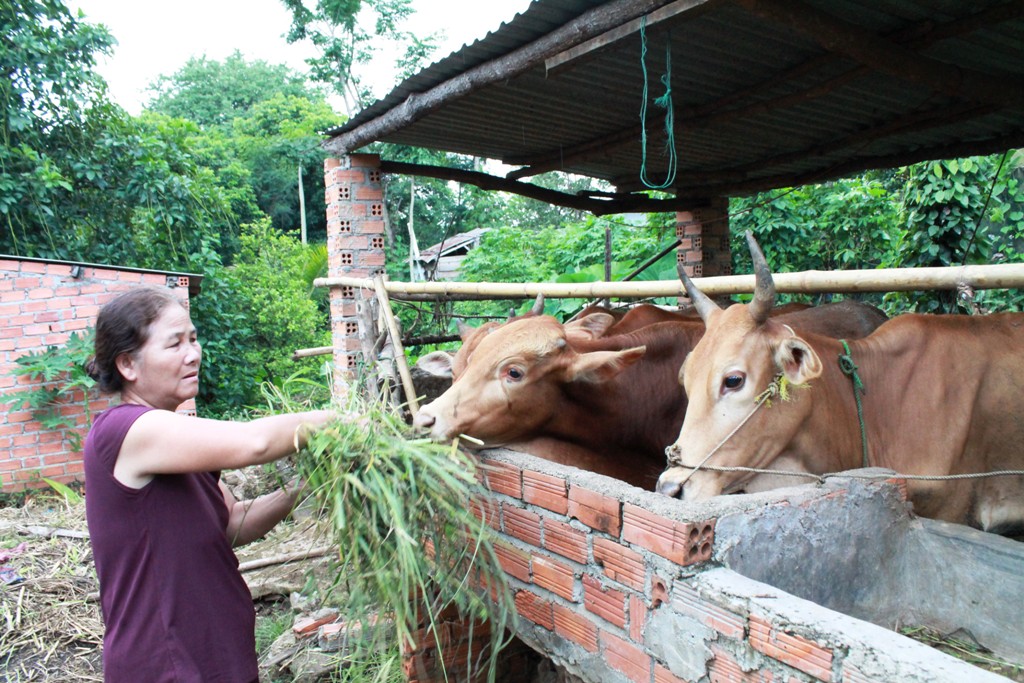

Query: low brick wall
left=406, top=450, right=1014, bottom=683
left=0, top=257, right=198, bottom=490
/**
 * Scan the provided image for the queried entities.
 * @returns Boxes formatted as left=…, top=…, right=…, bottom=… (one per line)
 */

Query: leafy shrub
left=3, top=330, right=97, bottom=451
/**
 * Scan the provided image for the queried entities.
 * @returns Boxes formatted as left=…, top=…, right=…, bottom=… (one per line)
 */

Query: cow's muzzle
left=656, top=467, right=687, bottom=498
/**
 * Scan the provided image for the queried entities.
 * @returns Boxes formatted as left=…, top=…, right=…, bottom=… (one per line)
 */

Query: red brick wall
left=404, top=454, right=888, bottom=683
left=676, top=198, right=731, bottom=279
left=0, top=258, right=195, bottom=490
left=323, top=154, right=386, bottom=395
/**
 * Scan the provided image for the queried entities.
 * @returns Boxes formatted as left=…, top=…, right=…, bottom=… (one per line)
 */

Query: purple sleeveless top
left=84, top=403, right=258, bottom=682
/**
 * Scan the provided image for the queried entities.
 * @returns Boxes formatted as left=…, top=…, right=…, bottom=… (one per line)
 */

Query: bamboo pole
left=372, top=276, right=420, bottom=417
left=293, top=346, right=333, bottom=360
left=315, top=263, right=1024, bottom=300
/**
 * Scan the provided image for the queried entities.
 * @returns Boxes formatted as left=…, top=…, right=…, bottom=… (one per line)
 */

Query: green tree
left=146, top=51, right=316, bottom=129
left=146, top=54, right=342, bottom=243
left=1, top=0, right=114, bottom=257
left=281, top=0, right=430, bottom=111
left=889, top=154, right=1024, bottom=312
left=231, top=221, right=330, bottom=391
left=231, top=93, right=339, bottom=240
left=731, top=171, right=901, bottom=296
left=0, top=1, right=243, bottom=267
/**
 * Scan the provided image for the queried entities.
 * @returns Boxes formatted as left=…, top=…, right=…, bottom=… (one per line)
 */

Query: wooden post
left=373, top=276, right=420, bottom=417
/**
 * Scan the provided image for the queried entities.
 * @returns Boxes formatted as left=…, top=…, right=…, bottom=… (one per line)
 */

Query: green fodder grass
left=281, top=387, right=515, bottom=683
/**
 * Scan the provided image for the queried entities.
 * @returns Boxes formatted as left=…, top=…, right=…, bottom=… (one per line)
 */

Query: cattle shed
left=316, top=1, right=1024, bottom=680
left=457, top=451, right=1024, bottom=683
left=315, top=107, right=1024, bottom=683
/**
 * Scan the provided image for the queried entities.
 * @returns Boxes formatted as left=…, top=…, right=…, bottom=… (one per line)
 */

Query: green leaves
left=293, top=394, right=514, bottom=679
left=4, top=330, right=97, bottom=451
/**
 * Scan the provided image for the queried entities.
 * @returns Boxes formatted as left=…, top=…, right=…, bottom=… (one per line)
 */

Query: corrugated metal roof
left=325, top=0, right=1024, bottom=210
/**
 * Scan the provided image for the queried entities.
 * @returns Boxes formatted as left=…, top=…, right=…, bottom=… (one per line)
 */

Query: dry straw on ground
left=0, top=498, right=103, bottom=683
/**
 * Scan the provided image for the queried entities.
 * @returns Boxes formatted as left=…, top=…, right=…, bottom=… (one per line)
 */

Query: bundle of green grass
left=291, top=392, right=514, bottom=681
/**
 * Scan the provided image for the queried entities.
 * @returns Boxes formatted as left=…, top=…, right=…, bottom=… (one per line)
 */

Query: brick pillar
left=324, top=154, right=386, bottom=396
left=675, top=198, right=731, bottom=304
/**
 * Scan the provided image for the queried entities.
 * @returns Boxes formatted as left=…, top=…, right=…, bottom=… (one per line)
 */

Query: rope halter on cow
left=837, top=340, right=869, bottom=468
left=664, top=372, right=790, bottom=487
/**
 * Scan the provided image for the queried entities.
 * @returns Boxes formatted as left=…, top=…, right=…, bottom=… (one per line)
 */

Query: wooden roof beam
left=731, top=0, right=1024, bottom=109
left=377, top=159, right=700, bottom=216
left=323, top=0, right=708, bottom=155
left=508, top=3, right=1022, bottom=181
left=544, top=0, right=716, bottom=73
left=633, top=130, right=1024, bottom=199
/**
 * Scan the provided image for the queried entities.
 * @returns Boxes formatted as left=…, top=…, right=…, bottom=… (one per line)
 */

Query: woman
left=83, top=286, right=334, bottom=682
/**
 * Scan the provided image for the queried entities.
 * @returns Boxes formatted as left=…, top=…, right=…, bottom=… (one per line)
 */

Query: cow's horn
left=676, top=258, right=720, bottom=322
left=746, top=231, right=776, bottom=325
left=530, top=293, right=545, bottom=316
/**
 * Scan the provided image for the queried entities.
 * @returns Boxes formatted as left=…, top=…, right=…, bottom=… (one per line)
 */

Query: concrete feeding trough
left=457, top=451, right=1024, bottom=683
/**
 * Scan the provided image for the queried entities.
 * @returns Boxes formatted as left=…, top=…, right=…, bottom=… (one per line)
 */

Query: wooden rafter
left=322, top=0, right=716, bottom=156
left=732, top=0, right=1024, bottom=108
left=661, top=130, right=1024, bottom=200
left=377, top=160, right=703, bottom=215
left=507, top=1, right=1023, bottom=182
left=609, top=101, right=996, bottom=192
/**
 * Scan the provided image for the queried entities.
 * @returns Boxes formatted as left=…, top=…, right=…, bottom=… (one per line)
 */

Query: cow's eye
left=503, top=366, right=525, bottom=382
left=721, top=372, right=746, bottom=393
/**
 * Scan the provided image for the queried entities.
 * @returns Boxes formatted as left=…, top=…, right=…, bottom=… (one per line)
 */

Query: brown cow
left=659, top=232, right=1024, bottom=533
left=413, top=297, right=887, bottom=489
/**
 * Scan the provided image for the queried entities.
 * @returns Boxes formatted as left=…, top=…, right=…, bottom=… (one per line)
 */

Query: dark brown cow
left=659, top=232, right=1024, bottom=533
left=413, top=297, right=887, bottom=489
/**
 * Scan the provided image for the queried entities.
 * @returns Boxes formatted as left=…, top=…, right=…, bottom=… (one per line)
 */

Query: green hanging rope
left=838, top=340, right=869, bottom=468
left=639, top=16, right=677, bottom=190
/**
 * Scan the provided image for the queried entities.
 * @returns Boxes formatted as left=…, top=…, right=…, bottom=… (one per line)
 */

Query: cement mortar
left=713, top=472, right=1024, bottom=666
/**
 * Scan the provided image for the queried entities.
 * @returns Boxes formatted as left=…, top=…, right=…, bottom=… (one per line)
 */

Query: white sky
left=67, top=0, right=532, bottom=115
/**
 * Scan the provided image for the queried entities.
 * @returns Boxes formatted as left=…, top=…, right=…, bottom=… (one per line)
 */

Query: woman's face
left=117, top=303, right=202, bottom=410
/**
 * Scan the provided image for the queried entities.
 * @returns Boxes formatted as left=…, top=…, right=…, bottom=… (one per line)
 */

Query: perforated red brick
left=503, top=505, right=542, bottom=548
left=583, top=574, right=626, bottom=628
left=543, top=518, right=587, bottom=563
left=654, top=663, right=691, bottom=683
left=673, top=583, right=745, bottom=639
left=479, top=460, right=522, bottom=498
left=494, top=542, right=531, bottom=582
left=523, top=470, right=568, bottom=514
left=708, top=645, right=775, bottom=683
left=515, top=590, right=554, bottom=630
left=601, top=630, right=652, bottom=683
left=629, top=595, right=646, bottom=643
left=469, top=496, right=500, bottom=530
left=593, top=538, right=645, bottom=591
left=553, top=604, right=599, bottom=652
left=532, top=555, right=576, bottom=601
left=568, top=485, right=621, bottom=536
left=749, top=615, right=833, bottom=682
left=622, top=505, right=714, bottom=565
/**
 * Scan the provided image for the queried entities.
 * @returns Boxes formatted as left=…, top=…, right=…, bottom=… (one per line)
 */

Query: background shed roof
left=325, top=0, right=1024, bottom=208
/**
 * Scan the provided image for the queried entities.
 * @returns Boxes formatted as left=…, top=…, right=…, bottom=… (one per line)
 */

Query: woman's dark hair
left=87, top=287, right=184, bottom=393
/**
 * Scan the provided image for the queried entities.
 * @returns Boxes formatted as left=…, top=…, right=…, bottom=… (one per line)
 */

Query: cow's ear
left=773, top=336, right=822, bottom=385
left=566, top=346, right=646, bottom=384
left=456, top=319, right=475, bottom=342
left=414, top=350, right=454, bottom=379
left=564, top=312, right=617, bottom=342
